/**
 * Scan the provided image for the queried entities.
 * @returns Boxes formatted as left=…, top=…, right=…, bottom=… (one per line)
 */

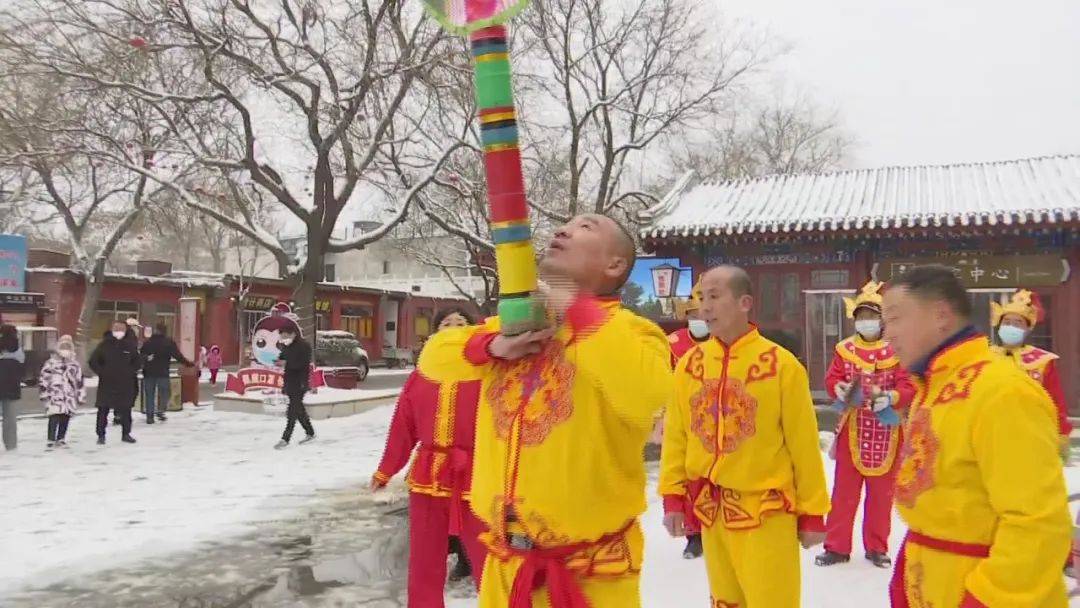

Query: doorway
left=804, top=290, right=855, bottom=396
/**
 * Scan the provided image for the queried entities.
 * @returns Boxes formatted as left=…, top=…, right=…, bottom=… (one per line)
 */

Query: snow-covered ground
left=0, top=404, right=398, bottom=597
left=2, top=403, right=1078, bottom=606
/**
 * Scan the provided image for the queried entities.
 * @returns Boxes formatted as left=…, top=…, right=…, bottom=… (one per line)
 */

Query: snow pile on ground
left=0, top=404, right=396, bottom=596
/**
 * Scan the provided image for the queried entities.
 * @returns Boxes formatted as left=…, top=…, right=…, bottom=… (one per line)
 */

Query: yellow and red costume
left=990, top=289, right=1072, bottom=440
left=659, top=326, right=830, bottom=607
left=823, top=282, right=915, bottom=557
left=889, top=328, right=1071, bottom=608
left=417, top=296, right=672, bottom=608
left=373, top=369, right=488, bottom=608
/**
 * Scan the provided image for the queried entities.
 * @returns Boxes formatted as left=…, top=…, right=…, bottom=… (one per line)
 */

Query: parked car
left=314, top=330, right=369, bottom=381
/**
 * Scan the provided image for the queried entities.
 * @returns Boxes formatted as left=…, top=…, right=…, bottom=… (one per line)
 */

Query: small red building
left=639, top=155, right=1080, bottom=410
left=25, top=254, right=476, bottom=367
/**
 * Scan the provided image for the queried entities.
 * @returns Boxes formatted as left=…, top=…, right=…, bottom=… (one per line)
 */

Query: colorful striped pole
left=420, top=0, right=541, bottom=335
left=470, top=25, right=543, bottom=335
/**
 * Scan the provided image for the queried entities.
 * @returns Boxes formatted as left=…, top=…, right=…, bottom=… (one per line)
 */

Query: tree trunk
left=76, top=262, right=107, bottom=366
left=293, top=234, right=323, bottom=343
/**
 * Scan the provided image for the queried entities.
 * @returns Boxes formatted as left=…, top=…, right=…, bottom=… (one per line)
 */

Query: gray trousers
left=1, top=399, right=16, bottom=450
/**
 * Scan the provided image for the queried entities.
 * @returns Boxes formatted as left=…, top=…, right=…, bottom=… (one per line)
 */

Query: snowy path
left=0, top=403, right=400, bottom=597
left=2, top=403, right=1078, bottom=606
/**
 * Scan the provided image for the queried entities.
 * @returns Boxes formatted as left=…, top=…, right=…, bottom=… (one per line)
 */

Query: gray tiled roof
left=640, top=155, right=1080, bottom=239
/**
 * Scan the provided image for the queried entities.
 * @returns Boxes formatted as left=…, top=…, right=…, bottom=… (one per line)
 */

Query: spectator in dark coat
left=0, top=324, right=24, bottom=451
left=274, top=327, right=315, bottom=449
left=140, top=323, right=194, bottom=424
left=89, top=321, right=141, bottom=445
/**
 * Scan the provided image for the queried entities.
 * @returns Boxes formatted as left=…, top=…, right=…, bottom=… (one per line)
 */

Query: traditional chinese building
left=639, top=155, right=1080, bottom=410
left=23, top=252, right=475, bottom=366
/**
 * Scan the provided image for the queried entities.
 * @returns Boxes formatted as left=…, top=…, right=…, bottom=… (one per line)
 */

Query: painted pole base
left=498, top=295, right=546, bottom=336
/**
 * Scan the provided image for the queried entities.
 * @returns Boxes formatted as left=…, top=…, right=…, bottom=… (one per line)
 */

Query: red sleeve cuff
left=464, top=331, right=497, bottom=365
left=797, top=515, right=826, bottom=533
left=959, top=590, right=988, bottom=608
left=663, top=495, right=686, bottom=515
left=564, top=295, right=606, bottom=337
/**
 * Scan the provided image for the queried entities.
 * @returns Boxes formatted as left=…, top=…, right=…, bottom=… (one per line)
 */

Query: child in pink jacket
left=206, top=345, right=223, bottom=385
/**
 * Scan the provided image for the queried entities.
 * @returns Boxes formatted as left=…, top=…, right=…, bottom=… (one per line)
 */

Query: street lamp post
left=650, top=263, right=682, bottom=316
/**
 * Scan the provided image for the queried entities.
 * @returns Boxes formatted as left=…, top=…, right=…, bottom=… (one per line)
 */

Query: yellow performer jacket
left=659, top=326, right=830, bottom=531
left=895, top=330, right=1070, bottom=607
left=418, top=297, right=672, bottom=551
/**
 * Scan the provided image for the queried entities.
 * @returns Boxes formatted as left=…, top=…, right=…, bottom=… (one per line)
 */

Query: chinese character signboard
left=876, top=254, right=1068, bottom=288
left=0, top=234, right=28, bottom=293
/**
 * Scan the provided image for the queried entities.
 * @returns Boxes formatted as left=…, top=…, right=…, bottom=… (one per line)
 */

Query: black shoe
left=866, top=551, right=892, bottom=569
left=298, top=434, right=316, bottom=445
left=146, top=419, right=155, bottom=425
left=682, top=534, right=703, bottom=559
left=122, top=435, right=137, bottom=444
left=815, top=551, right=851, bottom=567
left=275, top=440, right=288, bottom=450
left=448, top=554, right=472, bottom=582
left=156, top=414, right=167, bottom=422
left=97, top=436, right=106, bottom=445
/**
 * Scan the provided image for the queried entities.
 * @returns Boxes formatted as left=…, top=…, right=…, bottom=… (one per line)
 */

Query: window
left=415, top=308, right=433, bottom=339
left=324, top=264, right=336, bottom=282
left=811, top=270, right=849, bottom=289
left=781, top=273, right=800, bottom=321
left=341, top=304, right=374, bottom=339
left=155, top=303, right=177, bottom=337
left=758, top=274, right=779, bottom=323
left=92, top=300, right=140, bottom=341
left=382, top=260, right=391, bottom=275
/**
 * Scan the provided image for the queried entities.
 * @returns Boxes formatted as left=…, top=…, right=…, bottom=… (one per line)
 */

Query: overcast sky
left=719, top=0, right=1080, bottom=169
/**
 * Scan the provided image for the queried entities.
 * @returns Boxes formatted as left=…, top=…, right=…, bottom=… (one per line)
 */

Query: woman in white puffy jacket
left=39, top=335, right=85, bottom=449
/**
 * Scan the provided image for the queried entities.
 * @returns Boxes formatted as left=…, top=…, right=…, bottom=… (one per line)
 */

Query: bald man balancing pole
left=883, top=265, right=1070, bottom=608
left=417, top=214, right=672, bottom=608
left=659, top=266, right=829, bottom=607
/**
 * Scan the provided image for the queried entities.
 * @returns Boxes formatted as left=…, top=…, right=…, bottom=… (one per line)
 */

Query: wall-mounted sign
left=875, top=254, right=1068, bottom=288
left=0, top=234, right=28, bottom=293
left=0, top=292, right=44, bottom=309
left=315, top=299, right=332, bottom=313
left=704, top=250, right=851, bottom=267
left=242, top=295, right=278, bottom=311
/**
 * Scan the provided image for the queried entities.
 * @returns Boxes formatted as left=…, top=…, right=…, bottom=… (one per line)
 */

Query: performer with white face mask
left=990, top=289, right=1071, bottom=460
left=816, top=281, right=915, bottom=569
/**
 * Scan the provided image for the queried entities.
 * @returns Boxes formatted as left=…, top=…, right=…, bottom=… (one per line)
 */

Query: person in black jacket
left=140, top=323, right=194, bottom=424
left=274, top=327, right=315, bottom=449
left=89, top=321, right=142, bottom=445
left=0, top=324, right=24, bottom=451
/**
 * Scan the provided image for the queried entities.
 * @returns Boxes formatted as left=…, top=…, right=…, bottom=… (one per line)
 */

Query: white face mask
left=58, top=349, right=75, bottom=359
left=281, top=337, right=294, bottom=346
left=112, top=331, right=127, bottom=340
left=687, top=319, right=710, bottom=340
left=997, top=325, right=1026, bottom=347
left=854, top=319, right=882, bottom=339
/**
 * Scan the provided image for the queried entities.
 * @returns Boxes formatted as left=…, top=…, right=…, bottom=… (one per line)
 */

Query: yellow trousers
left=701, top=512, right=800, bottom=607
left=898, top=543, right=1068, bottom=608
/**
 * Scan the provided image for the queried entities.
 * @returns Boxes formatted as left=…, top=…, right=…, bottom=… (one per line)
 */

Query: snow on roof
left=640, top=155, right=1080, bottom=240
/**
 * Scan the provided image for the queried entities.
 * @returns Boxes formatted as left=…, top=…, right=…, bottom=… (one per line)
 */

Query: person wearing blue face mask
left=817, top=281, right=915, bottom=570
left=990, top=289, right=1071, bottom=460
